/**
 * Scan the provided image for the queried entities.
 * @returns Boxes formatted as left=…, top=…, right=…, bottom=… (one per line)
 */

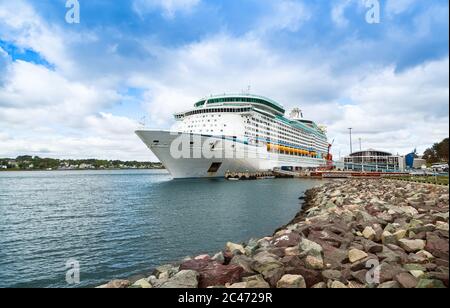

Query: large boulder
left=299, top=238, right=323, bottom=257
left=226, top=242, right=245, bottom=255
left=362, top=227, right=376, bottom=240
left=154, top=264, right=180, bottom=279
left=271, top=232, right=301, bottom=248
left=242, top=275, right=270, bottom=288
left=251, top=252, right=285, bottom=287
left=381, top=231, right=397, bottom=245
left=348, top=249, right=368, bottom=263
left=398, top=239, right=426, bottom=252
left=304, top=255, right=324, bottom=270
left=132, top=278, right=152, bottom=289
left=276, top=274, right=306, bottom=288
left=322, top=244, right=348, bottom=268
left=180, top=259, right=244, bottom=288
left=395, top=272, right=418, bottom=288
left=198, top=263, right=244, bottom=288
left=230, top=255, right=255, bottom=275
left=160, top=270, right=199, bottom=288
left=416, top=279, right=446, bottom=289
left=425, top=232, right=449, bottom=259
left=180, top=258, right=210, bottom=272
left=322, top=269, right=342, bottom=281
left=378, top=262, right=405, bottom=283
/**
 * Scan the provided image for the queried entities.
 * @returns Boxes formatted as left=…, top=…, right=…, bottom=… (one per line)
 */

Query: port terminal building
left=343, top=149, right=405, bottom=172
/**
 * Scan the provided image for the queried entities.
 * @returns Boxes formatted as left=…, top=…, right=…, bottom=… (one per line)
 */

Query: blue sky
left=0, top=0, right=448, bottom=160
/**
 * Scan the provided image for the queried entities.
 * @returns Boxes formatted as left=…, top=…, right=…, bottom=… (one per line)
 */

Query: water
left=0, top=170, right=324, bottom=288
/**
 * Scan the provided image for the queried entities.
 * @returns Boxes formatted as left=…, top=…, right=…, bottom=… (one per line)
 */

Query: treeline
left=0, top=155, right=163, bottom=170
left=422, top=138, right=449, bottom=164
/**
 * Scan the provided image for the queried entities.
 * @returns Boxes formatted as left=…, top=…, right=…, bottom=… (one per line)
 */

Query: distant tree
left=16, top=155, right=33, bottom=161
left=423, top=138, right=449, bottom=164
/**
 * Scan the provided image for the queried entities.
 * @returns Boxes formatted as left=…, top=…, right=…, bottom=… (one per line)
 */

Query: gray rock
left=242, top=275, right=270, bottom=288
left=395, top=272, right=418, bottom=288
left=322, top=269, right=342, bottom=281
left=212, top=252, right=225, bottom=264
left=416, top=279, right=446, bottom=288
left=311, top=282, right=327, bottom=288
left=251, top=252, right=285, bottom=287
left=132, top=278, right=152, bottom=288
left=154, top=264, right=180, bottom=279
left=276, top=274, right=306, bottom=288
left=398, top=239, right=426, bottom=252
left=377, top=281, right=400, bottom=288
left=230, top=255, right=255, bottom=274
left=299, top=238, right=323, bottom=257
left=160, top=270, right=199, bottom=288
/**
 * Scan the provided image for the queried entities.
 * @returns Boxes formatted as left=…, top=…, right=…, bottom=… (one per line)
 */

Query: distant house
left=79, top=163, right=94, bottom=169
left=7, top=160, right=18, bottom=168
left=0, top=165, right=7, bottom=169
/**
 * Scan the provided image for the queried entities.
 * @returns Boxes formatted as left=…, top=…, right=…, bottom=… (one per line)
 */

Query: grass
left=390, top=175, right=449, bottom=186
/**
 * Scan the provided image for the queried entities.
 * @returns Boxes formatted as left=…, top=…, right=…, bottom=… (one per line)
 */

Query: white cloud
left=133, top=0, right=201, bottom=19
left=255, top=0, right=310, bottom=33
left=331, top=0, right=352, bottom=27
left=385, top=0, right=417, bottom=16
left=84, top=113, right=140, bottom=137
left=328, top=57, right=449, bottom=156
left=0, top=132, right=154, bottom=161
left=0, top=0, right=74, bottom=73
left=0, top=46, right=10, bottom=84
left=127, top=34, right=355, bottom=129
left=0, top=61, right=121, bottom=127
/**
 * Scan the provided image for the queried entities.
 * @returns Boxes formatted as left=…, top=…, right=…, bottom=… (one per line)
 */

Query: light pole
left=348, top=128, right=353, bottom=155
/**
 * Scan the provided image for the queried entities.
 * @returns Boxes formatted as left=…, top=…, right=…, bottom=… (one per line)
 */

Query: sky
left=0, top=0, right=448, bottom=161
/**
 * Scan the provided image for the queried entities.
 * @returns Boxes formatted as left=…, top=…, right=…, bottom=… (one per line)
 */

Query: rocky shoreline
left=99, top=179, right=449, bottom=289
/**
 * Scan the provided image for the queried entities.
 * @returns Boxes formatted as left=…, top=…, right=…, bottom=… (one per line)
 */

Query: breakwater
left=99, top=179, right=449, bottom=288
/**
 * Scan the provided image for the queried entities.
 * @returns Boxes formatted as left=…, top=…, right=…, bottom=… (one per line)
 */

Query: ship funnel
left=289, top=108, right=303, bottom=119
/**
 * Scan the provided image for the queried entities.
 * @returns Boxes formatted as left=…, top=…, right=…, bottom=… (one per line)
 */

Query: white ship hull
left=136, top=130, right=326, bottom=179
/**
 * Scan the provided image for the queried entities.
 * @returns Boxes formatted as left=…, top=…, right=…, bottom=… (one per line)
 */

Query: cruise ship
left=136, top=94, right=331, bottom=178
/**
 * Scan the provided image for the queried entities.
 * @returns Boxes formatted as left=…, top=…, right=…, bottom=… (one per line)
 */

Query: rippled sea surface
left=0, top=170, right=324, bottom=288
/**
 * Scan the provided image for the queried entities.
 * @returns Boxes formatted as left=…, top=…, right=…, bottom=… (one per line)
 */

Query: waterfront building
left=344, top=149, right=405, bottom=172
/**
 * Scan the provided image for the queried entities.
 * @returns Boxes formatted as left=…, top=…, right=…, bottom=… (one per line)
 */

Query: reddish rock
left=322, top=244, right=348, bottom=268
left=271, top=232, right=301, bottom=248
left=281, top=255, right=304, bottom=271
left=198, top=263, right=244, bottom=288
left=395, top=272, right=418, bottom=288
left=379, top=262, right=405, bottom=283
left=425, top=233, right=449, bottom=259
left=181, top=259, right=244, bottom=288
left=308, top=229, right=343, bottom=248
left=180, top=259, right=210, bottom=272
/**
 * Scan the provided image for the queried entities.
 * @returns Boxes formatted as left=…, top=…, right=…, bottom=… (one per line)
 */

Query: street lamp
left=348, top=128, right=353, bottom=155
